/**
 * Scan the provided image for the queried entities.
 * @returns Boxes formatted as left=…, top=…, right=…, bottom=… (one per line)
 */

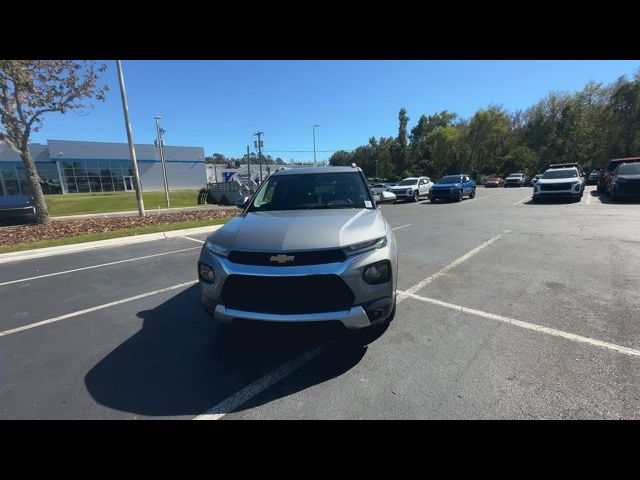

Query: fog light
left=198, top=263, right=215, bottom=283
left=363, top=260, right=391, bottom=284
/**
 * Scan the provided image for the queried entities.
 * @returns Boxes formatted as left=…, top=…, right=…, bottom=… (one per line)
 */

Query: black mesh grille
left=540, top=183, right=573, bottom=191
left=227, top=249, right=345, bottom=266
left=221, top=274, right=355, bottom=314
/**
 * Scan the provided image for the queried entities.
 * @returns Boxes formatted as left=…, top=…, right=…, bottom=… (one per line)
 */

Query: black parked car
left=0, top=195, right=37, bottom=224
left=607, top=163, right=640, bottom=201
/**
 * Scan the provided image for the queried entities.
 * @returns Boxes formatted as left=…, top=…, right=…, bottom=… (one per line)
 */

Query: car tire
left=456, top=190, right=462, bottom=202
left=469, top=187, right=476, bottom=199
left=430, top=197, right=437, bottom=203
left=412, top=190, right=419, bottom=202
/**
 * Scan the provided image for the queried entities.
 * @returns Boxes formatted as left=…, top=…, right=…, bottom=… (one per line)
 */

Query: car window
left=249, top=172, right=372, bottom=212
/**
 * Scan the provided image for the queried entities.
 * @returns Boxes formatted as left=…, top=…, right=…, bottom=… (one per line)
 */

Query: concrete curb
left=0, top=224, right=222, bottom=265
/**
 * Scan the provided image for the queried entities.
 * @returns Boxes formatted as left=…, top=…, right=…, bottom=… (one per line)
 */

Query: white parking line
left=461, top=191, right=503, bottom=204
left=0, top=247, right=201, bottom=287
left=194, top=343, right=330, bottom=420
left=584, top=192, right=592, bottom=205
left=401, top=291, right=640, bottom=358
left=0, top=281, right=197, bottom=338
left=512, top=195, right=531, bottom=206
left=397, top=233, right=504, bottom=303
left=392, top=224, right=411, bottom=231
left=182, top=236, right=205, bottom=244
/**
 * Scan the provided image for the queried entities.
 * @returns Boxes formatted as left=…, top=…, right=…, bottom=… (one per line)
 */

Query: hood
left=615, top=174, right=640, bottom=180
left=0, top=194, right=33, bottom=209
left=208, top=208, right=387, bottom=251
left=432, top=182, right=461, bottom=189
left=389, top=184, right=415, bottom=191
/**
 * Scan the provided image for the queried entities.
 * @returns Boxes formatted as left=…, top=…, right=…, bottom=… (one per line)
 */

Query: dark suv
left=597, top=157, right=640, bottom=193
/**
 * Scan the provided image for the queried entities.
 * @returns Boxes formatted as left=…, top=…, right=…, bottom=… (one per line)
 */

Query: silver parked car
left=198, top=166, right=398, bottom=331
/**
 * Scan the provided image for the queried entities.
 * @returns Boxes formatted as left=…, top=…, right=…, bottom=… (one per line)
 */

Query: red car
left=484, top=177, right=505, bottom=187
left=597, top=157, right=640, bottom=193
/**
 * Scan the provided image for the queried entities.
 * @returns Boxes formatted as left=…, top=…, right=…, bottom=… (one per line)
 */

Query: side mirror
left=235, top=196, right=250, bottom=209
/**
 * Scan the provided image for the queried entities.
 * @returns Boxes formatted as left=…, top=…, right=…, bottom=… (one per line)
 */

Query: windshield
left=617, top=164, right=640, bottom=175
left=436, top=175, right=462, bottom=184
left=542, top=169, right=578, bottom=179
left=396, top=179, right=417, bottom=186
left=507, top=174, right=522, bottom=178
left=247, top=172, right=373, bottom=212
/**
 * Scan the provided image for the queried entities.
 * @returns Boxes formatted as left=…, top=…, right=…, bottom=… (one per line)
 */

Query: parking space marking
left=392, top=224, right=411, bottom=231
left=512, top=195, right=531, bottom=206
left=0, top=247, right=201, bottom=287
left=460, top=191, right=503, bottom=204
left=397, top=233, right=504, bottom=303
left=400, top=292, right=640, bottom=358
left=195, top=343, right=330, bottom=420
left=182, top=236, right=205, bottom=244
left=584, top=193, right=592, bottom=205
left=0, top=281, right=197, bottom=338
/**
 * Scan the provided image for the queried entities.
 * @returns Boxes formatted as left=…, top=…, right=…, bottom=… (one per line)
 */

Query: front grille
left=540, top=183, right=573, bottom=191
left=221, top=274, right=355, bottom=314
left=227, top=249, right=345, bottom=266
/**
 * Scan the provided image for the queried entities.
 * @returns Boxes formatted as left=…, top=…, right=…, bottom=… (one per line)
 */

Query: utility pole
left=246, top=145, right=251, bottom=181
left=116, top=60, right=145, bottom=217
left=254, top=131, right=263, bottom=183
left=154, top=116, right=170, bottom=208
left=313, top=124, right=320, bottom=167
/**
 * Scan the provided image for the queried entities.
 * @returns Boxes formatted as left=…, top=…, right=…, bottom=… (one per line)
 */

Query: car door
left=418, top=178, right=427, bottom=197
left=462, top=176, right=471, bottom=194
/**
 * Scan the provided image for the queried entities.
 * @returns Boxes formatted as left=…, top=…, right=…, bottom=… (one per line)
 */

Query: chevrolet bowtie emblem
left=270, top=254, right=295, bottom=264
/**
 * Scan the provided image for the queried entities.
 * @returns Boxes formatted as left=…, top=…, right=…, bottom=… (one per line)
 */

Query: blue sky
left=31, top=60, right=640, bottom=163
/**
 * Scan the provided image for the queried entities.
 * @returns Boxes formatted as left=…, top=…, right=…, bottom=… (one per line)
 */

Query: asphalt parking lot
left=1, top=185, right=639, bottom=419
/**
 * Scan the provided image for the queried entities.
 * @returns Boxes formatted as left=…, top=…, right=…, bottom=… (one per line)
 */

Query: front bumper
left=0, top=206, right=36, bottom=219
left=429, top=188, right=459, bottom=199
left=390, top=190, right=414, bottom=200
left=198, top=238, right=397, bottom=329
left=533, top=190, right=581, bottom=199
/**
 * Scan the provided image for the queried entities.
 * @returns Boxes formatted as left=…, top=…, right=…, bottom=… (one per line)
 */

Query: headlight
left=363, top=260, right=391, bottom=284
left=343, top=236, right=387, bottom=257
left=205, top=239, right=230, bottom=257
left=198, top=262, right=215, bottom=283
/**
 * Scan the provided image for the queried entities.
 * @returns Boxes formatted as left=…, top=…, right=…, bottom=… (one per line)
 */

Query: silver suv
left=198, top=166, right=398, bottom=330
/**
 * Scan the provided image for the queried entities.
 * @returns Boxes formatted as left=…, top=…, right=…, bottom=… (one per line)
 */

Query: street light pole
left=254, top=131, right=263, bottom=182
left=116, top=60, right=145, bottom=217
left=246, top=145, right=251, bottom=181
left=154, top=116, right=170, bottom=208
left=313, top=124, right=320, bottom=167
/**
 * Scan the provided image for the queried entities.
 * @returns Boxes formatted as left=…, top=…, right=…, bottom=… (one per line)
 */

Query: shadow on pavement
left=591, top=190, right=640, bottom=204
left=84, top=285, right=382, bottom=417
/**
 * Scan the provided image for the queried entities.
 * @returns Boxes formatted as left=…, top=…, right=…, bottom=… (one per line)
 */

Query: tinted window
left=542, top=170, right=578, bottom=179
left=437, top=175, right=463, bottom=184
left=397, top=179, right=417, bottom=186
left=617, top=163, right=640, bottom=175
